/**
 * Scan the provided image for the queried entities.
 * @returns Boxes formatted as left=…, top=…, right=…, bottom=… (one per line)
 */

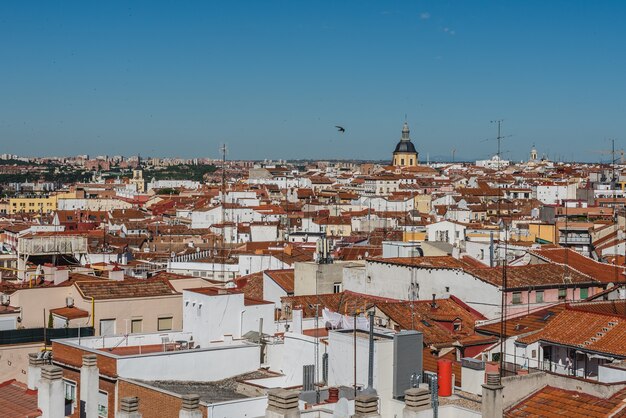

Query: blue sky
left=1, top=1, right=626, bottom=162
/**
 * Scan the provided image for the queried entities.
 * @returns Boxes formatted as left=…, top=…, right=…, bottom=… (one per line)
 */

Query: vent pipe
left=362, top=310, right=377, bottom=395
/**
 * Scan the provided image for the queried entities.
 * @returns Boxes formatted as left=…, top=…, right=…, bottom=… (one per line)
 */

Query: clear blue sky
left=1, top=1, right=626, bottom=162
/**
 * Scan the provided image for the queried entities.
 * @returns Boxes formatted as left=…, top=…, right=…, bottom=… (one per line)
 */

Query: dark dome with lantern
left=394, top=140, right=417, bottom=154
left=393, top=122, right=417, bottom=153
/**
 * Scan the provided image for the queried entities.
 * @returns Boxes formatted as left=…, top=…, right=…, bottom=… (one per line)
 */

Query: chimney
left=108, top=267, right=124, bottom=281
left=118, top=396, right=142, bottom=418
left=27, top=352, right=45, bottom=391
left=37, top=365, right=64, bottom=418
left=179, top=394, right=202, bottom=418
left=403, top=387, right=432, bottom=417
left=80, top=355, right=99, bottom=418
left=53, top=267, right=69, bottom=286
left=42, top=264, right=54, bottom=282
left=326, top=387, right=339, bottom=404
left=265, top=389, right=300, bottom=418
left=291, top=309, right=303, bottom=334
left=353, top=393, right=381, bottom=417
left=431, top=294, right=437, bottom=310
left=481, top=372, right=504, bottom=418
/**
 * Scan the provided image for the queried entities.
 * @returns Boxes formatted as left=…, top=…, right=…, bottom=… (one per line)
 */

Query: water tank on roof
left=65, top=296, right=74, bottom=308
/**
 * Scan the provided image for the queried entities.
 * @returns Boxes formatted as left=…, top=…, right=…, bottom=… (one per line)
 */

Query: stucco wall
left=117, top=343, right=260, bottom=381
left=346, top=261, right=502, bottom=319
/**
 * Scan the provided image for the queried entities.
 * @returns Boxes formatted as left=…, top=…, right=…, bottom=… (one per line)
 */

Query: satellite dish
left=333, top=398, right=350, bottom=418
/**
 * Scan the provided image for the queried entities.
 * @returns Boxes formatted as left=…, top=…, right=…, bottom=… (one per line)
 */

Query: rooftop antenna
left=490, top=120, right=504, bottom=171
left=611, top=138, right=617, bottom=184
left=220, top=143, right=228, bottom=279
left=220, top=143, right=227, bottom=206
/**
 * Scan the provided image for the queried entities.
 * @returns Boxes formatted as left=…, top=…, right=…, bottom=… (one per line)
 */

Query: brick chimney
left=37, top=365, right=64, bottom=418
left=80, top=354, right=99, bottom=418
left=179, top=394, right=202, bottom=418
left=118, top=396, right=142, bottom=418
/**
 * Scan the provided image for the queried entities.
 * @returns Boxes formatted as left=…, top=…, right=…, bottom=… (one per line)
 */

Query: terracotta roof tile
left=369, top=256, right=470, bottom=269
left=235, top=272, right=264, bottom=301
left=506, top=385, right=626, bottom=417
left=282, top=290, right=399, bottom=318
left=49, top=306, right=89, bottom=320
left=0, top=379, right=40, bottom=418
left=264, top=269, right=295, bottom=294
left=477, top=304, right=567, bottom=338
left=465, top=264, right=597, bottom=288
left=527, top=307, right=626, bottom=357
left=75, top=278, right=179, bottom=300
left=531, top=248, right=626, bottom=283
left=376, top=297, right=489, bottom=347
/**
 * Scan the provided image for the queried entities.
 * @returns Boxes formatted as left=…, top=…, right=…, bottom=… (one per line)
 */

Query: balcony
left=559, top=235, right=591, bottom=245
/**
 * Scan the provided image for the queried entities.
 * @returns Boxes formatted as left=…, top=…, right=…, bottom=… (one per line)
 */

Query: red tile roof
left=370, top=256, right=599, bottom=288
left=0, top=379, right=40, bottom=418
left=335, top=246, right=382, bottom=261
left=50, top=306, right=89, bottom=320
left=235, top=272, right=264, bottom=301
left=282, top=290, right=400, bottom=318
left=531, top=248, right=626, bottom=284
left=369, top=256, right=470, bottom=269
left=376, top=297, right=491, bottom=347
left=477, top=304, right=567, bottom=339
left=572, top=300, right=626, bottom=316
left=525, top=307, right=626, bottom=357
left=75, top=278, right=179, bottom=300
left=465, top=264, right=597, bottom=288
left=506, top=385, right=626, bottom=417
left=264, top=269, right=295, bottom=294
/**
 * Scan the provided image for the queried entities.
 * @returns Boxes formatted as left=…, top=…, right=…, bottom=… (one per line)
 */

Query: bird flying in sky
left=335, top=125, right=345, bottom=133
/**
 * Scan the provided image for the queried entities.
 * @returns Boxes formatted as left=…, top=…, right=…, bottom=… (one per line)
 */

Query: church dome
left=393, top=121, right=417, bottom=154
left=394, top=140, right=417, bottom=154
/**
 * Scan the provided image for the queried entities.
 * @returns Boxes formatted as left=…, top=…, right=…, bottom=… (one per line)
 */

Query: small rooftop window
left=541, top=311, right=554, bottom=322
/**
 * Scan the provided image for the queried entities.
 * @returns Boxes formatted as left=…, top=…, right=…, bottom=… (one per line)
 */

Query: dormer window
left=453, top=320, right=462, bottom=332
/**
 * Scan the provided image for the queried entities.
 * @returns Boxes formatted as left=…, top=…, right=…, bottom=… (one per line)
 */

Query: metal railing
left=0, top=327, right=94, bottom=345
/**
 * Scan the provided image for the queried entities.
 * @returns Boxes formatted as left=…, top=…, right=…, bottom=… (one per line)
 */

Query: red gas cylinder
left=437, top=359, right=453, bottom=397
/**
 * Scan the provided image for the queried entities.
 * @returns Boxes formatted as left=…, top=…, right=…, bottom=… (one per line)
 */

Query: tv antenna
left=481, top=120, right=512, bottom=171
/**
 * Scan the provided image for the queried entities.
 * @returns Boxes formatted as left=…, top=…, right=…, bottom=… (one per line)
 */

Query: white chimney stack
left=80, top=354, right=100, bottom=418
left=37, top=365, right=65, bottom=418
